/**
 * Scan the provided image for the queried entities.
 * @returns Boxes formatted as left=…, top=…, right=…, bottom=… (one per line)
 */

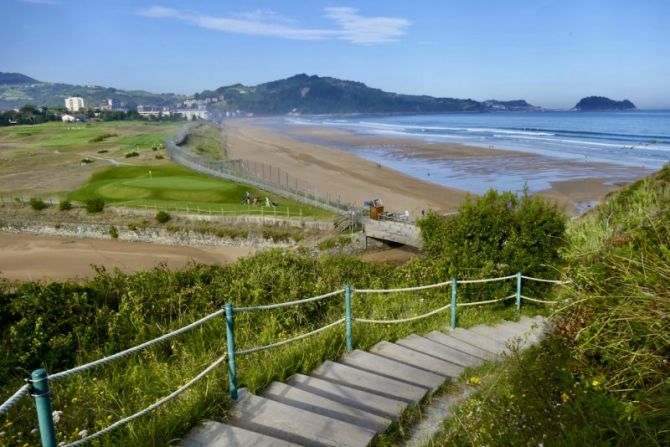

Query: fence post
left=345, top=285, right=353, bottom=352
left=516, top=272, right=522, bottom=315
left=224, top=303, right=238, bottom=400
left=31, top=368, right=57, bottom=447
left=450, top=278, right=457, bottom=329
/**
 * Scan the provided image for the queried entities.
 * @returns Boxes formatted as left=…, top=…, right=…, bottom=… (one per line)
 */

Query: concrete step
left=262, top=381, right=392, bottom=432
left=424, top=331, right=498, bottom=361
left=468, top=325, right=517, bottom=345
left=287, top=374, right=407, bottom=419
left=181, top=420, right=300, bottom=447
left=370, top=341, right=465, bottom=378
left=395, top=334, right=483, bottom=368
left=312, top=360, right=429, bottom=403
left=447, top=328, right=507, bottom=354
left=341, top=350, right=444, bottom=391
left=231, top=393, right=376, bottom=447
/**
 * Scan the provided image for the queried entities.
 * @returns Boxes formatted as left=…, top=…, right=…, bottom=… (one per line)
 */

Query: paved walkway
left=182, top=316, right=546, bottom=447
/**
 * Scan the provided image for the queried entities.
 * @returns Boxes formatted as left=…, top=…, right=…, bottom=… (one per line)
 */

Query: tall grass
left=433, top=164, right=670, bottom=446
left=0, top=251, right=547, bottom=447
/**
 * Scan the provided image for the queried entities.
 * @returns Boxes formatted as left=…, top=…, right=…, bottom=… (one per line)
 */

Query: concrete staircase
left=181, top=316, right=546, bottom=447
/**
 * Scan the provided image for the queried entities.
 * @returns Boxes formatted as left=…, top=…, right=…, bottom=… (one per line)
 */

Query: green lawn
left=179, top=123, right=225, bottom=160
left=68, top=165, right=331, bottom=217
left=1, top=120, right=182, bottom=149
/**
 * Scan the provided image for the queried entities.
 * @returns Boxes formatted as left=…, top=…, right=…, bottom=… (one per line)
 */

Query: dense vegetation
left=435, top=164, right=670, bottom=446
left=0, top=188, right=564, bottom=446
left=202, top=74, right=484, bottom=115
left=574, top=96, right=636, bottom=111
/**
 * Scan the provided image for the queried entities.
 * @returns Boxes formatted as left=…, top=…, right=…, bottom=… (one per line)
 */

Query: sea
left=282, top=110, right=670, bottom=198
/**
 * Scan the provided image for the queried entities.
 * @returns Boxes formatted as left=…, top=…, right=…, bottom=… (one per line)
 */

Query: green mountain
left=200, top=74, right=485, bottom=114
left=1, top=71, right=540, bottom=115
left=574, top=96, right=636, bottom=111
left=0, top=72, right=38, bottom=85
left=0, top=72, right=183, bottom=110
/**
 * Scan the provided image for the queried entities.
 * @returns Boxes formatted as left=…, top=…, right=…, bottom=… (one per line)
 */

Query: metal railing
left=0, top=272, right=569, bottom=446
left=166, top=125, right=352, bottom=215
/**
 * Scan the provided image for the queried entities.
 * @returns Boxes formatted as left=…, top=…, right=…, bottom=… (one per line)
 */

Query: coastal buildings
left=64, top=96, right=85, bottom=112
left=137, top=105, right=172, bottom=118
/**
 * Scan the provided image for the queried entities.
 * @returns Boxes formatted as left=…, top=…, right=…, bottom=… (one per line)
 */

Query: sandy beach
left=0, top=233, right=252, bottom=281
left=225, top=118, right=641, bottom=215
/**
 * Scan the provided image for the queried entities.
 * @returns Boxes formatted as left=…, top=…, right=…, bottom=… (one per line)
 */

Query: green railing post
left=516, top=272, right=522, bottom=315
left=31, top=368, right=57, bottom=447
left=224, top=303, right=238, bottom=400
left=450, top=277, right=457, bottom=329
left=345, top=285, right=353, bottom=352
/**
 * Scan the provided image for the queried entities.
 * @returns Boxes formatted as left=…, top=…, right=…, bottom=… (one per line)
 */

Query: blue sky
left=2, top=0, right=669, bottom=108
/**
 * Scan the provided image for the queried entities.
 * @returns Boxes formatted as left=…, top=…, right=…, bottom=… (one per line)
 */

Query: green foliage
left=155, top=210, right=171, bottom=223
left=109, top=225, right=119, bottom=239
left=433, top=165, right=670, bottom=446
left=58, top=199, right=72, bottom=211
left=418, top=190, right=566, bottom=302
left=124, top=151, right=139, bottom=158
left=85, top=198, right=105, bottom=213
left=0, top=249, right=536, bottom=446
left=29, top=197, right=47, bottom=211
left=88, top=132, right=118, bottom=143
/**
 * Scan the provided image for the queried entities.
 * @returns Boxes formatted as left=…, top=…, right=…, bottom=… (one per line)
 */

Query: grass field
left=0, top=121, right=183, bottom=197
left=2, top=120, right=182, bottom=150
left=68, top=165, right=330, bottom=217
left=179, top=123, right=226, bottom=160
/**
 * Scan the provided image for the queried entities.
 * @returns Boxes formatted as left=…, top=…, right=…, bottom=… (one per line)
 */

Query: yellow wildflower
left=592, top=379, right=601, bottom=388
left=467, top=376, right=481, bottom=385
left=561, top=392, right=569, bottom=402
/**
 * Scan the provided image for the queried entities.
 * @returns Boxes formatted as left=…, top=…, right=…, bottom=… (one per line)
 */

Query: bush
left=419, top=189, right=565, bottom=277
left=58, top=200, right=72, bottom=211
left=80, top=158, right=93, bottom=164
left=418, top=189, right=566, bottom=301
left=85, top=198, right=105, bottom=213
left=124, top=151, right=139, bottom=158
left=155, top=210, right=171, bottom=223
left=109, top=225, right=119, bottom=239
left=29, top=197, right=47, bottom=211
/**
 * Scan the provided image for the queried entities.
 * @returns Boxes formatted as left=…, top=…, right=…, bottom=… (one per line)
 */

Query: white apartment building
left=64, top=96, right=86, bottom=112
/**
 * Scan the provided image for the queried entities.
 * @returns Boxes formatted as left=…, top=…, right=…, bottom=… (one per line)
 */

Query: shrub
left=109, top=225, right=119, bottom=239
left=80, top=158, right=93, bottom=164
left=29, top=197, right=47, bottom=211
left=124, top=151, right=139, bottom=158
left=85, top=198, right=105, bottom=213
left=155, top=210, right=171, bottom=223
left=127, top=223, right=138, bottom=231
left=58, top=200, right=72, bottom=211
left=419, top=189, right=565, bottom=278
left=155, top=154, right=164, bottom=160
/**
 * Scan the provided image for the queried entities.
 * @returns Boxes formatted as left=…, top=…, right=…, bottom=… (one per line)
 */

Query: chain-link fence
left=167, top=125, right=351, bottom=215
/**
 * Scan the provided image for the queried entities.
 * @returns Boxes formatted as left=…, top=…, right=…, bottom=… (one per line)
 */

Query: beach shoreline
left=224, top=117, right=645, bottom=215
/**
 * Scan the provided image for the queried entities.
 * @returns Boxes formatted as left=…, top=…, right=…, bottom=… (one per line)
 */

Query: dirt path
left=0, top=232, right=253, bottom=281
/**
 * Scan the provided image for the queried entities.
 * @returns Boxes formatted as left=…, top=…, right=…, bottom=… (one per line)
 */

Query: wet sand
left=226, top=118, right=644, bottom=215
left=224, top=120, right=472, bottom=217
left=0, top=233, right=253, bottom=281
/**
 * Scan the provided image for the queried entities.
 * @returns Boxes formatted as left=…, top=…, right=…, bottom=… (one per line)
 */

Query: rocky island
left=574, top=96, right=636, bottom=111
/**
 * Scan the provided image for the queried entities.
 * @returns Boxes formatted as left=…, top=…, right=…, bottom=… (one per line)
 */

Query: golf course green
left=69, top=165, right=329, bottom=217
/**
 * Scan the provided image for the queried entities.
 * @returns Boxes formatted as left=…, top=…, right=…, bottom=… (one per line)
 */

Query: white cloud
left=19, top=0, right=61, bottom=4
left=138, top=6, right=410, bottom=45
